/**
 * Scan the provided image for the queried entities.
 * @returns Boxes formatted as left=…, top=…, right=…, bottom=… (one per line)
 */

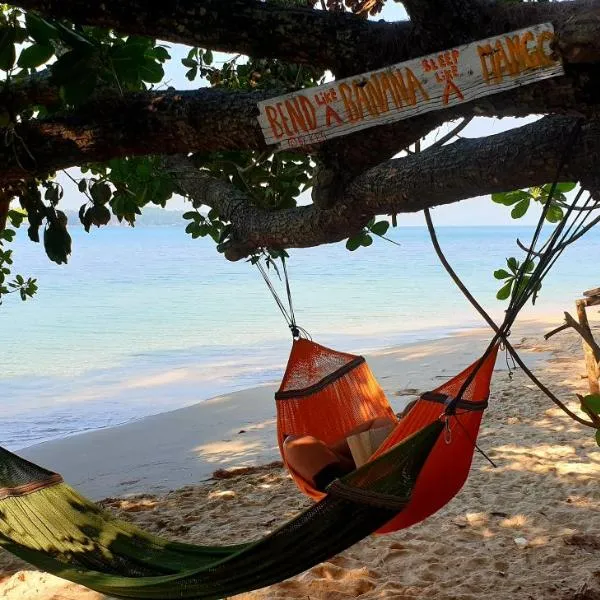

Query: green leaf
left=346, top=236, right=361, bottom=251
left=511, top=198, right=530, bottom=219
left=90, top=181, right=112, bottom=205
left=0, top=229, right=15, bottom=242
left=493, top=269, right=511, bottom=280
left=182, top=211, right=199, bottom=220
left=17, top=42, right=53, bottom=68
left=77, top=179, right=87, bottom=193
left=582, top=394, right=600, bottom=415
left=90, top=204, right=111, bottom=227
left=181, top=57, right=196, bottom=68
left=139, top=58, right=163, bottom=83
left=496, top=280, right=513, bottom=301
left=8, top=210, right=25, bottom=228
left=43, top=219, right=71, bottom=265
left=492, top=190, right=529, bottom=206
left=360, top=233, right=373, bottom=247
left=545, top=204, right=564, bottom=223
left=204, top=49, right=213, bottom=65
left=523, top=259, right=535, bottom=273
left=153, top=46, right=170, bottom=62
left=0, top=27, right=16, bottom=71
left=370, top=221, right=389, bottom=236
left=555, top=182, right=576, bottom=193
left=53, top=21, right=94, bottom=49
left=507, top=257, right=519, bottom=274
left=185, top=66, right=198, bottom=81
left=25, top=13, right=59, bottom=45
left=51, top=48, right=94, bottom=83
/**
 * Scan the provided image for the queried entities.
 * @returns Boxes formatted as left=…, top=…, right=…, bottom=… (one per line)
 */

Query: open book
left=346, top=423, right=395, bottom=468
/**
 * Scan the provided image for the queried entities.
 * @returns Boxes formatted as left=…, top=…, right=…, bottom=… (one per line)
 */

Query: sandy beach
left=2, top=314, right=600, bottom=599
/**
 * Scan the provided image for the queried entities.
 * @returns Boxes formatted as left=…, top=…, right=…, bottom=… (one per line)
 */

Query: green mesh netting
left=0, top=421, right=443, bottom=599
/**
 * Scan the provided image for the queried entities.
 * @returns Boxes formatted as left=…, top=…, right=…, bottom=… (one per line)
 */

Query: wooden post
left=576, top=299, right=600, bottom=395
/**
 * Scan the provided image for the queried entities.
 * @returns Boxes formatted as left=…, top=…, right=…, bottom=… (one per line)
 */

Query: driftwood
left=545, top=290, right=600, bottom=396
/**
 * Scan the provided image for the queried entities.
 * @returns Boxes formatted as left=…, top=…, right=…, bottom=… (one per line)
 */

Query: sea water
left=1, top=223, right=598, bottom=449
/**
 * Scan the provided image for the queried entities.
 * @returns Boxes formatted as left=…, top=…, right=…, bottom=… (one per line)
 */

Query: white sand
left=2, top=315, right=600, bottom=599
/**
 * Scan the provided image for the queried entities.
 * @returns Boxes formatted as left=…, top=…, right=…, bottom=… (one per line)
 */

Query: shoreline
left=4, top=316, right=497, bottom=451
left=18, top=316, right=560, bottom=500
left=9, top=314, right=564, bottom=453
left=2, top=312, right=600, bottom=599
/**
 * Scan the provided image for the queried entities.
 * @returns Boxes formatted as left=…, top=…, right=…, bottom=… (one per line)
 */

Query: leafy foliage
left=305, top=0, right=386, bottom=16
left=346, top=218, right=393, bottom=251
left=492, top=182, right=576, bottom=224
left=493, top=256, right=540, bottom=302
left=0, top=209, right=37, bottom=305
left=0, top=3, right=588, bottom=310
left=491, top=182, right=577, bottom=303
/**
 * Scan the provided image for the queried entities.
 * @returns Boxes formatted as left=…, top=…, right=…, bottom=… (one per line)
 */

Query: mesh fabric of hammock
left=0, top=400, right=443, bottom=599
left=0, top=338, right=497, bottom=599
left=276, top=338, right=498, bottom=533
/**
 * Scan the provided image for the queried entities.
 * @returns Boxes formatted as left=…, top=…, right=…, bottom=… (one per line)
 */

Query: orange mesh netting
left=275, top=338, right=498, bottom=534
left=275, top=338, right=397, bottom=500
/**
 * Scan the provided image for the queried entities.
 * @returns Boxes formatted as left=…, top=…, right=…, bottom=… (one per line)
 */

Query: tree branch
left=11, top=0, right=600, bottom=78
left=165, top=155, right=369, bottom=261
left=401, top=0, right=491, bottom=45
left=345, top=116, right=600, bottom=215
left=163, top=116, right=600, bottom=260
left=12, top=0, right=403, bottom=74
left=1, top=88, right=270, bottom=182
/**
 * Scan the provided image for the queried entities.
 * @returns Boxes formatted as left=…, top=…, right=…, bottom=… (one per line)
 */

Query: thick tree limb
left=165, top=116, right=600, bottom=259
left=345, top=116, right=599, bottom=215
left=0, top=70, right=59, bottom=115
left=12, top=0, right=402, bottom=74
left=401, top=0, right=491, bottom=46
left=1, top=88, right=269, bottom=182
left=4, top=59, right=600, bottom=187
left=11, top=0, right=600, bottom=77
left=165, top=155, right=369, bottom=261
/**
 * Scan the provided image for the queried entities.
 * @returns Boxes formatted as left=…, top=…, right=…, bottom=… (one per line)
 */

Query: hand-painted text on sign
left=257, top=23, right=563, bottom=148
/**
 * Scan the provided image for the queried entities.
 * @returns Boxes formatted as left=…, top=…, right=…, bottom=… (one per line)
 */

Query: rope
left=281, top=258, right=299, bottom=338
left=423, top=206, right=595, bottom=428
left=256, top=257, right=301, bottom=338
left=441, top=119, right=584, bottom=414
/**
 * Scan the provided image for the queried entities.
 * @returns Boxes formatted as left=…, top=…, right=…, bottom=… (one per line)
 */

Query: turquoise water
left=2, top=223, right=599, bottom=449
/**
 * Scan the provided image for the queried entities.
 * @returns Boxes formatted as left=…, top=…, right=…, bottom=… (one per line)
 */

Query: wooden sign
left=257, top=23, right=563, bottom=149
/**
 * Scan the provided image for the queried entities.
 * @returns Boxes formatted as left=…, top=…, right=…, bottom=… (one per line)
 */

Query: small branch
left=565, top=310, right=600, bottom=363
left=544, top=323, right=570, bottom=340
left=427, top=117, right=473, bottom=150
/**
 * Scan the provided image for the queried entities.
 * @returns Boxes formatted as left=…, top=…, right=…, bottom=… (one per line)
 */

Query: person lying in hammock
left=282, top=395, right=420, bottom=493
left=283, top=416, right=396, bottom=492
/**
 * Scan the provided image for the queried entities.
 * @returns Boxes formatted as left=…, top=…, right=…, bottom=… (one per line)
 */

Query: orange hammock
left=276, top=338, right=498, bottom=534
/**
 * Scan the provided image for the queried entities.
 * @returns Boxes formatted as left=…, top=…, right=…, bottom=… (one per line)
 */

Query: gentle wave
left=1, top=224, right=598, bottom=449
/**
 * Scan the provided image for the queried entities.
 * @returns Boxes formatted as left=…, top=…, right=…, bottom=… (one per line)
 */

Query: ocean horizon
left=2, top=222, right=598, bottom=450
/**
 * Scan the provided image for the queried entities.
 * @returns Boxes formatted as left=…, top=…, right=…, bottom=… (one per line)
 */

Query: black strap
left=420, top=392, right=488, bottom=412
left=275, top=356, right=365, bottom=399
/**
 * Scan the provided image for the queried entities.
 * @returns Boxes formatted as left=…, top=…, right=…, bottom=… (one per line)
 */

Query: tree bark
left=12, top=0, right=600, bottom=75
left=167, top=116, right=600, bottom=259
left=2, top=89, right=270, bottom=182
left=3, top=62, right=600, bottom=186
left=12, top=0, right=401, bottom=74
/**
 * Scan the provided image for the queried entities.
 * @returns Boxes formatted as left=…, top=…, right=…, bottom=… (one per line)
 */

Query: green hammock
left=0, top=421, right=442, bottom=600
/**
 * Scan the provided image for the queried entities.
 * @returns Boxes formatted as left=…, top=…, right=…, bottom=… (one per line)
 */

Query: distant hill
left=65, top=207, right=187, bottom=228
